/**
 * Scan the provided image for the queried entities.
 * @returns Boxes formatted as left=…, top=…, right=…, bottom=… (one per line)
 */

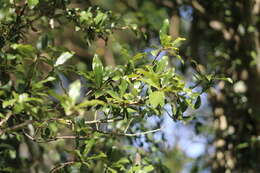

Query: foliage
left=0, top=1, right=228, bottom=172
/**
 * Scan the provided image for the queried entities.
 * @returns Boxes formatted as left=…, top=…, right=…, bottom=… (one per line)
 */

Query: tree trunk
left=209, top=0, right=260, bottom=172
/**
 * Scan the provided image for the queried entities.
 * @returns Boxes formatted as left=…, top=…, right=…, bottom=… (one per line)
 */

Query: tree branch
left=0, top=112, right=12, bottom=127
left=97, top=127, right=163, bottom=137
left=84, top=117, right=123, bottom=124
left=23, top=126, right=163, bottom=143
left=124, top=118, right=133, bottom=133
left=0, top=120, right=34, bottom=136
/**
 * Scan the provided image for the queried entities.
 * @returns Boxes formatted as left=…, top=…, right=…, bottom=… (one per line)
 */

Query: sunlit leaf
left=217, top=77, right=233, bottom=84
left=149, top=91, right=165, bottom=108
left=156, top=56, right=168, bottom=73
left=11, top=44, right=36, bottom=57
left=143, top=165, right=154, bottom=172
left=77, top=100, right=105, bottom=108
left=68, top=80, right=81, bottom=104
left=27, top=0, right=39, bottom=8
left=159, top=19, right=169, bottom=37
left=54, top=52, right=74, bottom=67
left=171, top=37, right=186, bottom=47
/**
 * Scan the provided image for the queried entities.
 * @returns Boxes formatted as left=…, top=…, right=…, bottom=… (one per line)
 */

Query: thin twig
left=1, top=117, right=123, bottom=136
left=0, top=112, right=12, bottom=127
left=94, top=111, right=99, bottom=130
left=120, top=128, right=163, bottom=137
left=84, top=117, right=123, bottom=124
left=23, top=126, right=163, bottom=143
left=124, top=118, right=133, bottom=133
left=23, top=131, right=91, bottom=143
left=152, top=48, right=171, bottom=65
left=85, top=89, right=93, bottom=97
left=152, top=49, right=162, bottom=65
left=50, top=161, right=76, bottom=173
left=97, top=127, right=163, bottom=137
left=163, top=107, right=172, bottom=117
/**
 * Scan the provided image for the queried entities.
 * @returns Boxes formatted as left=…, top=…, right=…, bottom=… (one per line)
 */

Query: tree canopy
left=1, top=0, right=259, bottom=173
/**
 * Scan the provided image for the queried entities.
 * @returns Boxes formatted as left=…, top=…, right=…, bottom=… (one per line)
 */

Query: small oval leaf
left=194, top=96, right=201, bottom=109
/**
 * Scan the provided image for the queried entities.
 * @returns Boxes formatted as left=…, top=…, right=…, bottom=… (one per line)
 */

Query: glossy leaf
left=54, top=52, right=74, bottom=67
left=68, top=80, right=81, bottom=104
left=156, top=56, right=168, bottom=73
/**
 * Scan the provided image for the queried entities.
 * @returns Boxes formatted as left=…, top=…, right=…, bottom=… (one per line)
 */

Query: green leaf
left=143, top=165, right=154, bottom=172
left=80, top=11, right=93, bottom=23
left=138, top=69, right=160, bottom=89
left=3, top=99, right=16, bottom=108
left=171, top=103, right=177, bottom=116
left=107, top=167, right=118, bottom=173
left=18, top=93, right=29, bottom=103
left=119, top=79, right=128, bottom=96
left=83, top=139, right=95, bottom=156
left=194, top=96, right=201, bottom=109
left=107, top=90, right=122, bottom=101
left=160, top=35, right=172, bottom=47
left=11, top=44, right=36, bottom=57
left=0, top=167, right=16, bottom=172
left=92, top=54, right=104, bottom=87
left=74, top=149, right=84, bottom=161
left=151, top=49, right=160, bottom=57
left=133, top=53, right=146, bottom=62
left=68, top=80, right=81, bottom=104
left=179, top=100, right=188, bottom=112
left=140, top=78, right=160, bottom=89
left=27, top=0, right=39, bottom=8
left=156, top=56, right=168, bottom=73
left=171, top=37, right=186, bottom=47
left=39, top=76, right=56, bottom=84
left=0, top=113, right=4, bottom=118
left=217, top=77, right=233, bottom=84
left=54, top=52, right=74, bottom=67
left=226, top=78, right=233, bottom=84
left=32, top=77, right=56, bottom=89
left=88, top=152, right=107, bottom=160
left=94, top=12, right=107, bottom=25
left=159, top=19, right=173, bottom=47
left=159, top=19, right=169, bottom=37
left=77, top=100, right=105, bottom=108
left=111, top=157, right=129, bottom=170
left=237, top=142, right=249, bottom=149
left=115, top=158, right=129, bottom=165
left=131, top=165, right=142, bottom=172
left=149, top=91, right=165, bottom=108
left=176, top=55, right=184, bottom=64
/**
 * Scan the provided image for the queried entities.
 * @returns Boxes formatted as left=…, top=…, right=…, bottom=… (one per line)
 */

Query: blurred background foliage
left=0, top=0, right=260, bottom=173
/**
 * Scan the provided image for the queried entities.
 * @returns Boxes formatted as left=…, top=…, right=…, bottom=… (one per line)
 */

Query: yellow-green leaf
left=149, top=91, right=165, bottom=108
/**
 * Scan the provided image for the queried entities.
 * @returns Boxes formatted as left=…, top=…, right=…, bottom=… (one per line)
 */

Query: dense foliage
left=0, top=1, right=229, bottom=172
left=3, top=0, right=259, bottom=172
